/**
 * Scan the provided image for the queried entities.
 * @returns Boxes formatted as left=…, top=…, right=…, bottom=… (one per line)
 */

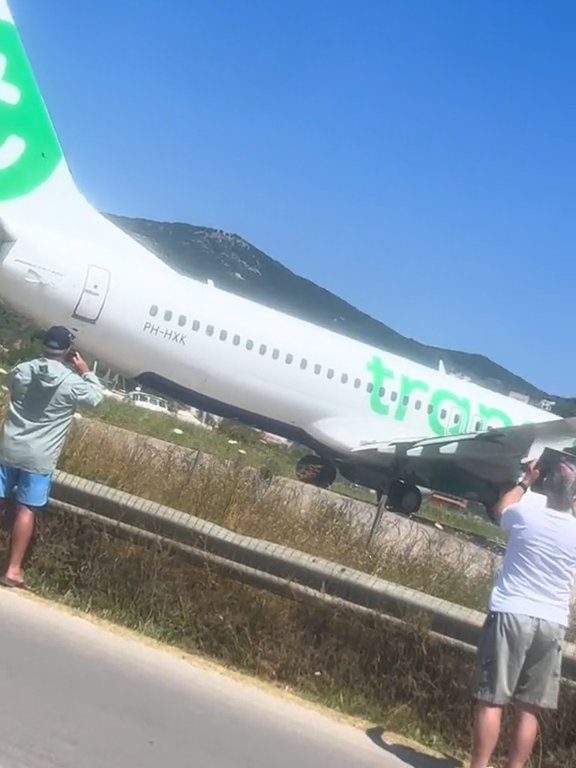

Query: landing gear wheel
left=385, top=479, right=422, bottom=516
left=295, top=455, right=337, bottom=488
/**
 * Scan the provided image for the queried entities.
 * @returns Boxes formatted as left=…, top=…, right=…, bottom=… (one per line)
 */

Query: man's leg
left=2, top=470, right=51, bottom=586
left=506, top=705, right=539, bottom=768
left=4, top=503, right=35, bottom=584
left=470, top=702, right=503, bottom=768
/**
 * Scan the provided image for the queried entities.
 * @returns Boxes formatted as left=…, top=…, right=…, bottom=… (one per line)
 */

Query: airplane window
left=206, top=325, right=214, bottom=336
left=403, top=395, right=409, bottom=406
left=440, top=409, right=447, bottom=419
left=259, top=344, right=267, bottom=355
left=427, top=404, right=434, bottom=414
left=233, top=335, right=241, bottom=345
left=327, top=369, right=334, bottom=379
left=300, top=359, right=308, bottom=370
left=272, top=349, right=280, bottom=360
left=378, top=387, right=386, bottom=398
left=192, top=320, right=200, bottom=332
left=354, top=378, right=361, bottom=389
left=391, top=391, right=398, bottom=402
left=178, top=315, right=186, bottom=327
left=415, top=400, right=422, bottom=411
left=150, top=305, right=158, bottom=317
left=314, top=364, right=322, bottom=375
left=367, top=382, right=374, bottom=393
left=164, top=310, right=173, bottom=322
left=285, top=353, right=294, bottom=364
left=219, top=330, right=227, bottom=341
left=475, top=421, right=483, bottom=431
left=453, top=413, right=460, bottom=424
left=246, top=339, right=254, bottom=350
left=341, top=373, right=349, bottom=384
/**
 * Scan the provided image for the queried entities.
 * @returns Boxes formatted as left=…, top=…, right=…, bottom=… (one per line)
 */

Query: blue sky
left=11, top=0, right=576, bottom=395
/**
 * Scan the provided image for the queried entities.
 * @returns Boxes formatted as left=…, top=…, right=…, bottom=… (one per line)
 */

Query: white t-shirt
left=490, top=493, right=576, bottom=626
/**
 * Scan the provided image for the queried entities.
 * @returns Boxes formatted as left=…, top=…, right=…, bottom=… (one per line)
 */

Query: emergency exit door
left=73, top=265, right=111, bottom=323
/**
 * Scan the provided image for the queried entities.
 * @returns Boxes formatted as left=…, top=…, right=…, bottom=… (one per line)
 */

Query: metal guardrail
left=49, top=470, right=576, bottom=680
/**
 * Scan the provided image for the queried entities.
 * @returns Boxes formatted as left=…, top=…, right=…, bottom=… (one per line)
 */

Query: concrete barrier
left=49, top=468, right=576, bottom=679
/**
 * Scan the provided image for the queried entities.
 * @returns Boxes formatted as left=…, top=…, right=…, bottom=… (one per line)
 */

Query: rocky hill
left=108, top=215, right=574, bottom=414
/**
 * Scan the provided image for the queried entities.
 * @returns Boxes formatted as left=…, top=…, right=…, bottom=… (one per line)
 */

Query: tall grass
left=60, top=418, right=495, bottom=610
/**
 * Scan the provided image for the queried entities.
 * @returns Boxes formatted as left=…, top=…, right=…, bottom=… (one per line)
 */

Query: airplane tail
left=0, top=1, right=69, bottom=216
left=0, top=0, right=167, bottom=264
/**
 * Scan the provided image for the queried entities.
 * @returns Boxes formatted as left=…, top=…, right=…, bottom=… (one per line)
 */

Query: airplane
left=1, top=0, right=576, bottom=518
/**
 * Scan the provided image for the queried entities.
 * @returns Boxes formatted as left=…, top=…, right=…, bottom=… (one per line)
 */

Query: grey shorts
left=474, top=611, right=565, bottom=710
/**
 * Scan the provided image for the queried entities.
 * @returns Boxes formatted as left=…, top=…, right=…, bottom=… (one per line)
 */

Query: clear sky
left=10, top=1, right=576, bottom=395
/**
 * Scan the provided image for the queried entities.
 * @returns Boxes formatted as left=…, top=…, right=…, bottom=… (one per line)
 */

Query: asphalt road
left=0, top=590, right=453, bottom=768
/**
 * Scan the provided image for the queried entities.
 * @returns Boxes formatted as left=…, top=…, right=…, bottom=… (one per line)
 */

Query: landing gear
left=368, top=479, right=423, bottom=545
left=384, top=479, right=422, bottom=516
left=295, top=455, right=337, bottom=488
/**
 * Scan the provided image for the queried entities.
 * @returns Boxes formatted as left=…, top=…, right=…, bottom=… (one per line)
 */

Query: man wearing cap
left=0, top=326, right=103, bottom=588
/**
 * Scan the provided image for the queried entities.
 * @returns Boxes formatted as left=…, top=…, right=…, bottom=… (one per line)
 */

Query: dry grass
left=60, top=419, right=493, bottom=611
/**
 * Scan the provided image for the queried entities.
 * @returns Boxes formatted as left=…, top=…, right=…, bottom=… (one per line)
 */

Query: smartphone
left=531, top=448, right=576, bottom=495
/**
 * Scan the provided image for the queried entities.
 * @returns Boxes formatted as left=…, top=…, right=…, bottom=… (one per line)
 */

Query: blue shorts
left=0, top=464, right=52, bottom=508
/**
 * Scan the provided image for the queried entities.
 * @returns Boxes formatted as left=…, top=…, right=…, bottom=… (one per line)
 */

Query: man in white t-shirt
left=470, top=455, right=576, bottom=768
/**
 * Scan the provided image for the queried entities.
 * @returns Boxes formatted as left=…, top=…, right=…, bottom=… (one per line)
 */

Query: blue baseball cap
left=43, top=326, right=75, bottom=351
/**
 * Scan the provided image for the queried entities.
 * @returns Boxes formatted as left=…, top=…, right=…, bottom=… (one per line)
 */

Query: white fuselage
left=0, top=202, right=557, bottom=460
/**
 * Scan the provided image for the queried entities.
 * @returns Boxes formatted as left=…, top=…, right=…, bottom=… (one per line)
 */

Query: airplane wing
left=350, top=417, right=576, bottom=501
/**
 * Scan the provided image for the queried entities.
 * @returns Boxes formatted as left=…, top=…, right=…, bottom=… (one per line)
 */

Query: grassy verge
left=12, top=509, right=576, bottom=768
left=415, top=506, right=504, bottom=544
left=59, top=419, right=494, bottom=610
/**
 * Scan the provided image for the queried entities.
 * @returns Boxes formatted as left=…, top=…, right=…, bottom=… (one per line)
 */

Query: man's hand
left=491, top=458, right=541, bottom=523
left=69, top=351, right=90, bottom=376
left=521, top=459, right=540, bottom=489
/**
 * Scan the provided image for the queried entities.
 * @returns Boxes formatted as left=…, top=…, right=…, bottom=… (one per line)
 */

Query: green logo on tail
left=0, top=21, right=62, bottom=201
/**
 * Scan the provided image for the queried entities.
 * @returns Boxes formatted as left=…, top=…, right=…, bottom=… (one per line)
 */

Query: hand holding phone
left=67, top=350, right=90, bottom=376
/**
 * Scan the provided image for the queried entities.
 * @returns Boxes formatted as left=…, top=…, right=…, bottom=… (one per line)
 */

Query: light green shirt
left=0, top=357, right=104, bottom=474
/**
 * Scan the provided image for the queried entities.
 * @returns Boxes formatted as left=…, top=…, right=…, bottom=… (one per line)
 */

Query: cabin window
left=453, top=413, right=460, bottom=424
left=150, top=305, right=158, bottom=317
left=300, top=359, right=308, bottom=370
left=379, top=387, right=386, bottom=398
left=341, top=373, right=349, bottom=384
left=206, top=324, right=214, bottom=337
left=327, top=368, right=335, bottom=380
left=314, top=364, right=322, bottom=375
left=367, top=382, right=374, bottom=394
left=354, top=378, right=361, bottom=389
left=259, top=344, right=267, bottom=355
left=246, top=339, right=254, bottom=351
left=403, top=395, right=409, bottom=406
left=233, top=334, right=241, bottom=346
left=219, top=330, right=228, bottom=341
left=178, top=315, right=186, bottom=327
left=427, top=404, right=434, bottom=414
left=192, top=320, right=200, bottom=332
left=475, top=421, right=483, bottom=431
left=272, top=348, right=280, bottom=360
left=285, top=353, right=294, bottom=364
left=164, top=310, right=173, bottom=322
left=415, top=400, right=422, bottom=411
left=440, top=409, right=447, bottom=420
left=391, top=391, right=398, bottom=402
